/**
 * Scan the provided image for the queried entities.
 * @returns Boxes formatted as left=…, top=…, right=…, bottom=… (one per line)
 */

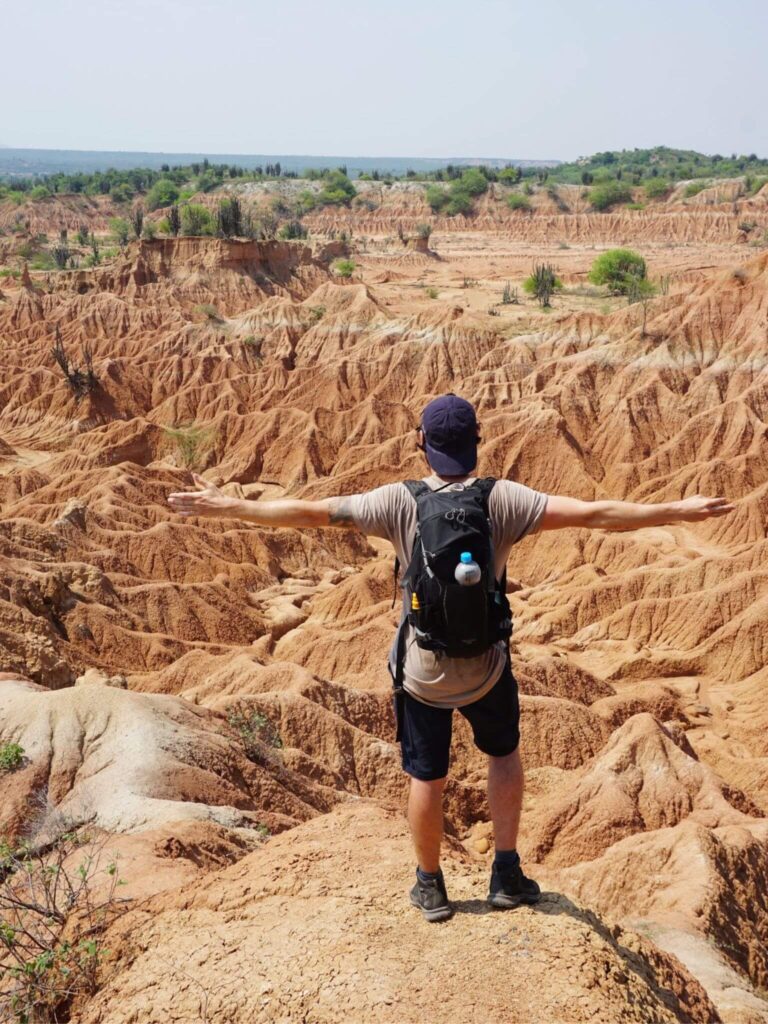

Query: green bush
left=426, top=185, right=448, bottom=212
left=318, top=171, right=356, bottom=206
left=0, top=742, right=24, bottom=771
left=277, top=220, right=308, bottom=240
left=589, top=181, right=632, bottom=211
left=644, top=178, right=671, bottom=199
left=109, top=217, right=130, bottom=246
left=498, top=166, right=522, bottom=184
left=458, top=168, right=489, bottom=197
left=334, top=258, right=355, bottom=278
left=507, top=193, right=531, bottom=211
left=684, top=181, right=708, bottom=198
left=588, top=248, right=647, bottom=294
left=110, top=183, right=133, bottom=204
left=162, top=422, right=217, bottom=470
left=146, top=178, right=180, bottom=211
left=523, top=263, right=563, bottom=307
left=29, top=185, right=50, bottom=200
left=425, top=286, right=439, bottom=299
left=180, top=203, right=214, bottom=236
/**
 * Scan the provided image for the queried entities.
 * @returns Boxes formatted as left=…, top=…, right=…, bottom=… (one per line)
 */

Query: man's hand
left=167, top=479, right=357, bottom=529
left=167, top=473, right=236, bottom=518
left=674, top=495, right=734, bottom=521
left=540, top=493, right=735, bottom=531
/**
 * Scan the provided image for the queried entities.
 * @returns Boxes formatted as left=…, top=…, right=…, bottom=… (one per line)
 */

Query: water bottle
left=455, top=551, right=481, bottom=586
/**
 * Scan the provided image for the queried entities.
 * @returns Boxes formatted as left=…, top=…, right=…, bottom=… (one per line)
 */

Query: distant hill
left=548, top=145, right=768, bottom=184
left=0, top=148, right=560, bottom=179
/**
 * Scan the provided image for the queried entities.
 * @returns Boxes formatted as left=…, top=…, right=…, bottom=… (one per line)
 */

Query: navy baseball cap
left=420, top=394, right=478, bottom=476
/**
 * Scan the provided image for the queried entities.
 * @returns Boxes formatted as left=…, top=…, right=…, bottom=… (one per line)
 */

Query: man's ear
left=415, top=427, right=426, bottom=453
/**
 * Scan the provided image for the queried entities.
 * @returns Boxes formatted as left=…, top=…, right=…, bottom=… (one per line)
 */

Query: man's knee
left=409, top=774, right=448, bottom=793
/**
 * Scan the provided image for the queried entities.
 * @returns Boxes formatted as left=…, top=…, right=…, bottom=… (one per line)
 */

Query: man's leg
left=408, top=775, right=447, bottom=873
left=487, top=747, right=524, bottom=852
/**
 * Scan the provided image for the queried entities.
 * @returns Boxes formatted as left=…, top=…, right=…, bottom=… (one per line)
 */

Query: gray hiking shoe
left=410, top=869, right=454, bottom=922
left=487, top=860, right=541, bottom=909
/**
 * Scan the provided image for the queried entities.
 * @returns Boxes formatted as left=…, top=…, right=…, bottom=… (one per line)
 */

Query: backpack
left=392, top=477, right=512, bottom=690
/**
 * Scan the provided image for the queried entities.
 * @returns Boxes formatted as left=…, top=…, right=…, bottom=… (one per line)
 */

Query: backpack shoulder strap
left=402, top=479, right=430, bottom=500
left=472, top=476, right=496, bottom=506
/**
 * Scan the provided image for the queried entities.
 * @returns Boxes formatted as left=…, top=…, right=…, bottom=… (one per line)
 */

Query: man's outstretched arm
left=166, top=473, right=357, bottom=528
left=539, top=493, right=735, bottom=532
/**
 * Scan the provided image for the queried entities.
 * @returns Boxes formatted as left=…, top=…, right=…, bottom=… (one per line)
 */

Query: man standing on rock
left=167, top=394, right=733, bottom=922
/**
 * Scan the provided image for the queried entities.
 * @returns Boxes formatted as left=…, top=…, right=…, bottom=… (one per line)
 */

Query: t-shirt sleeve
left=346, top=483, right=408, bottom=543
left=492, top=479, right=548, bottom=546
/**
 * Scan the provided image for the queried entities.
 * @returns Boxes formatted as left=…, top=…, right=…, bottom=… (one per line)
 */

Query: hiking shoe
left=410, top=869, right=454, bottom=922
left=487, top=860, right=541, bottom=909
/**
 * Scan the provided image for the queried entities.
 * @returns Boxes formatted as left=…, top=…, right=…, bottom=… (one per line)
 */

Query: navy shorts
left=393, top=658, right=520, bottom=781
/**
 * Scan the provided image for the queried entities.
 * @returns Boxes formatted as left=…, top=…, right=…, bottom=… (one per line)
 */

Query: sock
left=494, top=848, right=520, bottom=868
left=416, top=866, right=441, bottom=884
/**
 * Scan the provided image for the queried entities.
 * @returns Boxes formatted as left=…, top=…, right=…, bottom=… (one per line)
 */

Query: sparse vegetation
left=0, top=826, right=128, bottom=1024
left=507, top=193, right=531, bottom=211
left=180, top=203, right=214, bottom=236
left=109, top=217, right=130, bottom=247
left=588, top=248, right=647, bottom=295
left=194, top=303, right=223, bottom=322
left=501, top=282, right=519, bottom=305
left=415, top=223, right=432, bottom=240
left=684, top=181, right=709, bottom=198
left=130, top=204, right=144, bottom=240
left=523, top=263, right=563, bottom=307
left=277, top=220, right=308, bottom=240
left=462, top=275, right=478, bottom=288
left=588, top=181, right=633, bottom=211
left=51, top=327, right=99, bottom=399
left=162, top=423, right=217, bottom=471
left=425, top=286, right=439, bottom=299
left=334, top=258, right=355, bottom=279
left=227, top=704, right=283, bottom=767
left=50, top=243, right=70, bottom=270
left=0, top=744, right=24, bottom=773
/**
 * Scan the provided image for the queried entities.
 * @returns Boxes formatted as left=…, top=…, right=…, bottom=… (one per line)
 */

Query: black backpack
left=392, top=477, right=512, bottom=689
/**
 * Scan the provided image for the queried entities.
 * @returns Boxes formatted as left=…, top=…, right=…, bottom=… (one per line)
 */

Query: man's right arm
left=539, top=494, right=735, bottom=532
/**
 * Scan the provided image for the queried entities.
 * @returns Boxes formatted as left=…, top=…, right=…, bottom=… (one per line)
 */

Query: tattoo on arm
left=327, top=497, right=356, bottom=528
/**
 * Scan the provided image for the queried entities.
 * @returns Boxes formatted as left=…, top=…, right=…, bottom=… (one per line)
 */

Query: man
left=167, top=394, right=733, bottom=922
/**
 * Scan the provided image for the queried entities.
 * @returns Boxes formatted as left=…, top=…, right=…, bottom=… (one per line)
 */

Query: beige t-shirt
left=349, top=475, right=548, bottom=708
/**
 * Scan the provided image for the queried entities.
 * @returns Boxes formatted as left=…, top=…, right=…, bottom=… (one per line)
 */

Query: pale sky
left=2, top=0, right=766, bottom=160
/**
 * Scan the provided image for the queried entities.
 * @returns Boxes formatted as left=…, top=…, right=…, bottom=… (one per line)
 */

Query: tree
left=523, top=263, right=562, bottom=307
left=109, top=217, right=130, bottom=247
left=216, top=197, right=243, bottom=237
left=130, top=203, right=144, bottom=239
left=626, top=274, right=657, bottom=336
left=51, top=243, right=70, bottom=270
left=167, top=204, right=181, bottom=236
left=146, top=178, right=180, bottom=211
left=588, top=249, right=647, bottom=294
left=180, top=204, right=214, bottom=236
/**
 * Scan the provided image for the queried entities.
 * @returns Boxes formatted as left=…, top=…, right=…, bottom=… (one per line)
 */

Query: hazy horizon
left=2, top=0, right=767, bottom=159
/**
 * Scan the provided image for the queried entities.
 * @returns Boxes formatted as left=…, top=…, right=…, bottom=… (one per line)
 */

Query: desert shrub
left=306, top=306, right=326, bottom=323
left=748, top=176, right=768, bottom=196
left=0, top=744, right=24, bottom=772
left=51, top=243, right=71, bottom=270
left=487, top=306, right=500, bottom=316
left=416, top=223, right=432, bottom=240
left=75, top=225, right=90, bottom=247
left=684, top=181, right=708, bottom=198
left=146, top=178, right=180, bottom=211
left=0, top=827, right=128, bottom=1024
left=507, top=193, right=531, bottom=211
left=523, top=263, right=563, bottom=307
left=166, top=204, right=181, bottom=236
left=626, top=202, right=646, bottom=210
left=142, top=220, right=157, bottom=240
left=194, top=303, right=222, bottom=322
left=426, top=186, right=448, bottom=212
left=501, top=281, right=519, bottom=305
left=738, top=221, right=757, bottom=233
left=588, top=248, right=647, bottom=294
left=317, top=171, right=356, bottom=206
left=523, top=182, right=535, bottom=196
left=334, top=258, right=355, bottom=278
left=51, top=328, right=99, bottom=399
left=498, top=166, right=522, bottom=184
left=296, top=190, right=317, bottom=213
left=588, top=181, right=632, bottom=211
left=30, top=252, right=55, bottom=271
left=180, top=203, right=214, bottom=236
left=109, top=183, right=133, bottom=204
left=227, top=704, right=282, bottom=774
left=425, top=286, right=439, bottom=299
left=130, top=204, right=144, bottom=240
left=162, top=423, right=217, bottom=471
left=644, top=178, right=671, bottom=199
left=277, top=220, right=308, bottom=240
left=462, top=275, right=478, bottom=288
left=29, top=185, right=50, bottom=200
left=444, top=187, right=474, bottom=216
left=216, top=196, right=243, bottom=238
left=458, top=168, right=489, bottom=197
left=109, top=217, right=130, bottom=246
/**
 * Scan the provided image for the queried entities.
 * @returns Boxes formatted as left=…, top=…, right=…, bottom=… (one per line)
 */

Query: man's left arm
left=539, top=494, right=735, bottom=532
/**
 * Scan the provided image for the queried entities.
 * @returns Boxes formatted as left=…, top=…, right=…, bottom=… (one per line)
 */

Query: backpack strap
left=402, top=479, right=430, bottom=500
left=472, top=476, right=496, bottom=512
